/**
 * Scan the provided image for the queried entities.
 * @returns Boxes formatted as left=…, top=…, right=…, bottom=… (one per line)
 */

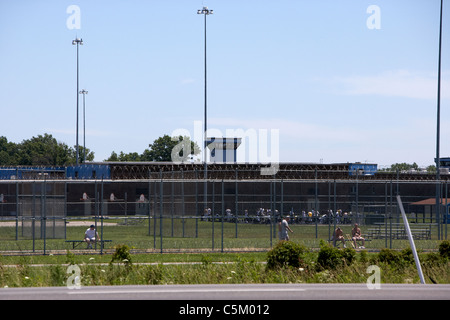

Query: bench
left=328, top=236, right=371, bottom=248
left=366, top=224, right=431, bottom=240
left=65, top=240, right=112, bottom=249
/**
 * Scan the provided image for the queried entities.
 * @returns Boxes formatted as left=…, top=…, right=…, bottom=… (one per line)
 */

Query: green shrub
left=49, top=265, right=66, bottom=287
left=266, top=241, right=308, bottom=270
left=65, top=250, right=76, bottom=265
left=439, top=240, right=450, bottom=259
left=377, top=248, right=400, bottom=264
left=341, top=247, right=356, bottom=265
left=111, top=244, right=132, bottom=265
left=376, top=248, right=416, bottom=267
left=423, top=252, right=442, bottom=266
left=316, top=241, right=355, bottom=270
left=400, top=248, right=415, bottom=264
left=359, top=250, right=368, bottom=263
left=201, top=254, right=212, bottom=266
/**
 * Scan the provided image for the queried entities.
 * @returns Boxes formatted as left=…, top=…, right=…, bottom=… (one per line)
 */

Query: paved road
left=0, top=283, right=449, bottom=300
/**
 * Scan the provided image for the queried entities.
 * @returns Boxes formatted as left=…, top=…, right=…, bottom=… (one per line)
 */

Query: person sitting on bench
left=84, top=225, right=99, bottom=249
left=351, top=223, right=365, bottom=249
left=333, top=227, right=346, bottom=247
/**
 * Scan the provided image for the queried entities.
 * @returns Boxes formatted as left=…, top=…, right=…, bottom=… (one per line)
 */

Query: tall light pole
left=197, top=7, right=213, bottom=211
left=79, top=89, right=88, bottom=163
left=72, top=37, right=83, bottom=166
left=436, top=0, right=443, bottom=239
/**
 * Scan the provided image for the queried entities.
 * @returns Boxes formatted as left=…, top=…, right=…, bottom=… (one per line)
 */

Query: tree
left=0, top=136, right=20, bottom=165
left=142, top=135, right=200, bottom=162
left=68, top=145, right=95, bottom=164
left=106, top=134, right=200, bottom=162
left=141, top=135, right=174, bottom=162
left=390, top=163, right=419, bottom=172
left=106, top=151, right=141, bottom=162
left=106, top=151, right=119, bottom=162
left=0, top=134, right=94, bottom=166
left=379, top=162, right=419, bottom=172
left=379, top=162, right=436, bottom=174
left=18, top=134, right=72, bottom=166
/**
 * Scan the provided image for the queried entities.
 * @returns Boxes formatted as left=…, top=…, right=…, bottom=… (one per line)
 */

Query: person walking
left=278, top=216, right=294, bottom=241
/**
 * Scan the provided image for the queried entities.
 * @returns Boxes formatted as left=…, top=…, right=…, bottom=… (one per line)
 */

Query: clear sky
left=1, top=0, right=449, bottom=168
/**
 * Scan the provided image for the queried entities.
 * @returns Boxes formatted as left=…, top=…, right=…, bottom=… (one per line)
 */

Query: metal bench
left=328, top=236, right=371, bottom=248
left=65, top=239, right=112, bottom=249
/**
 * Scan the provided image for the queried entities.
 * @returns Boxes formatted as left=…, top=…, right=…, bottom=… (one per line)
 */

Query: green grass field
left=0, top=217, right=447, bottom=254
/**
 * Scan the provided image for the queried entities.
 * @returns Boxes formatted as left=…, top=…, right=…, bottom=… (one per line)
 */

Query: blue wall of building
left=0, top=167, right=66, bottom=180
left=348, top=163, right=377, bottom=176
left=66, top=164, right=111, bottom=179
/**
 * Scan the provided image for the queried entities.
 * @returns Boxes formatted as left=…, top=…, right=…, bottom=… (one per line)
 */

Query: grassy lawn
left=0, top=219, right=446, bottom=253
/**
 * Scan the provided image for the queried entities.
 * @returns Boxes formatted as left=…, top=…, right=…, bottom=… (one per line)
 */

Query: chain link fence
left=0, top=174, right=448, bottom=254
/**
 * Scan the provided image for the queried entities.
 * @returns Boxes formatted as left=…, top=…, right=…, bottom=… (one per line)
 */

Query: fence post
left=100, top=177, right=104, bottom=255
left=64, top=181, right=67, bottom=240
left=333, top=180, right=337, bottom=233
left=171, top=170, right=174, bottom=237
left=212, top=180, right=215, bottom=251
left=160, top=169, right=163, bottom=254
left=270, top=180, right=273, bottom=247
left=15, top=180, right=19, bottom=241
left=221, top=179, right=224, bottom=253
left=32, top=181, right=36, bottom=252
left=384, top=181, right=388, bottom=248
left=235, top=169, right=238, bottom=239
left=43, top=177, right=47, bottom=255
left=182, top=169, right=185, bottom=238
left=153, top=179, right=157, bottom=249
left=315, top=169, right=318, bottom=238
left=148, top=171, right=151, bottom=237
left=195, top=168, right=198, bottom=238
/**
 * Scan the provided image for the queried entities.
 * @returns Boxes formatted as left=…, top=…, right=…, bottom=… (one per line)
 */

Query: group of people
left=332, top=224, right=366, bottom=249
left=277, top=216, right=366, bottom=249
left=81, top=214, right=365, bottom=250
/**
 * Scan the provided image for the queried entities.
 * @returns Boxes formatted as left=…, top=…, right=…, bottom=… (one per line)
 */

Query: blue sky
left=0, top=0, right=449, bottom=168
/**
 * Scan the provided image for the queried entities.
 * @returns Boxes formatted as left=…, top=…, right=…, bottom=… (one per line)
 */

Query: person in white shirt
left=278, top=216, right=294, bottom=241
left=84, top=225, right=99, bottom=249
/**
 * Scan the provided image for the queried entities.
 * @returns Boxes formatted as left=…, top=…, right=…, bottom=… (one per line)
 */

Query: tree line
left=0, top=133, right=435, bottom=171
left=0, top=134, right=93, bottom=166
left=0, top=134, right=200, bottom=166
left=378, top=162, right=436, bottom=173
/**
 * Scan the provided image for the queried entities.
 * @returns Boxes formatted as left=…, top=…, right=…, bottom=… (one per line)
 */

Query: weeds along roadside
left=0, top=241, right=449, bottom=287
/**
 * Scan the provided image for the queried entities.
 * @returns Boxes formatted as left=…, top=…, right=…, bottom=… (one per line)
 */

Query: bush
left=377, top=248, right=400, bottom=265
left=359, top=250, right=368, bottom=263
left=400, top=248, right=415, bottom=264
left=316, top=241, right=355, bottom=270
left=376, top=248, right=417, bottom=267
left=439, top=240, right=450, bottom=259
left=266, top=241, right=308, bottom=270
left=111, top=244, right=132, bottom=265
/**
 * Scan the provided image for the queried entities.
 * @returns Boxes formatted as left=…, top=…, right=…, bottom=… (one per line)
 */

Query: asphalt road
left=1, top=283, right=449, bottom=300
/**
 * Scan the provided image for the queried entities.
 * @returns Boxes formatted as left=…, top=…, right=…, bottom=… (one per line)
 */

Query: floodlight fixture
left=72, top=38, right=83, bottom=45
left=197, top=7, right=213, bottom=15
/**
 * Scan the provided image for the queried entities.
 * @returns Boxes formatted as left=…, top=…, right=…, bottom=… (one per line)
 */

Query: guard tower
left=206, top=137, right=241, bottom=163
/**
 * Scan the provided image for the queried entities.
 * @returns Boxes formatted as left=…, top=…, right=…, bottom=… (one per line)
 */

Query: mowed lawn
left=0, top=218, right=445, bottom=253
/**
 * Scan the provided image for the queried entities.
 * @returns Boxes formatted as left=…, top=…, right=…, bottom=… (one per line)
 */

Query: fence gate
left=18, top=180, right=66, bottom=239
